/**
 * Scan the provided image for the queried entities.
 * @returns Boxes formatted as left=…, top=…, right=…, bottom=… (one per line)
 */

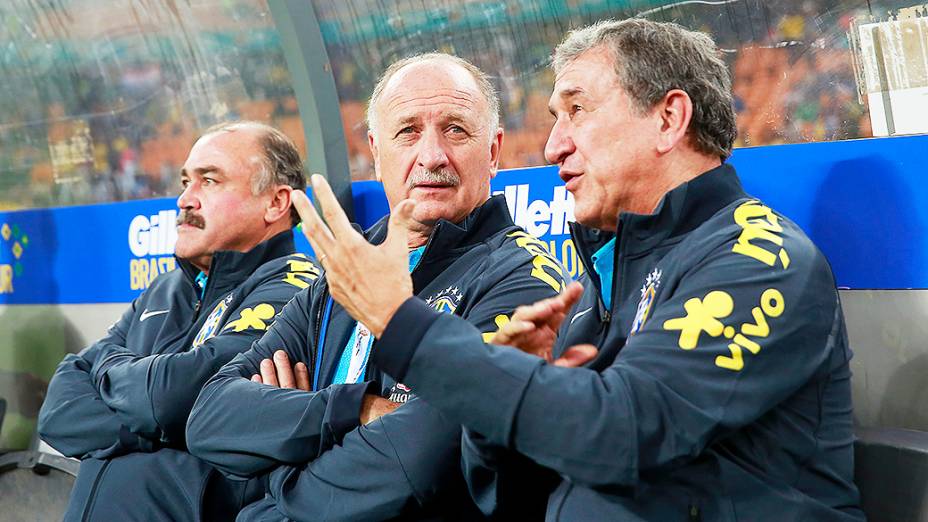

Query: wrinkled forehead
left=376, top=60, right=487, bottom=126
left=549, top=47, right=621, bottom=107
left=185, top=129, right=263, bottom=177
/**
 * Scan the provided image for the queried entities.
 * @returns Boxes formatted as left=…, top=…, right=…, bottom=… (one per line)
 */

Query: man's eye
left=203, top=177, right=217, bottom=185
left=447, top=125, right=466, bottom=134
left=570, top=104, right=583, bottom=115
left=180, top=179, right=189, bottom=188
left=396, top=126, right=415, bottom=136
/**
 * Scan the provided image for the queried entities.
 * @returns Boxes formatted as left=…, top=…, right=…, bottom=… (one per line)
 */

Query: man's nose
left=417, top=130, right=450, bottom=171
left=177, top=183, right=200, bottom=210
left=544, top=118, right=575, bottom=165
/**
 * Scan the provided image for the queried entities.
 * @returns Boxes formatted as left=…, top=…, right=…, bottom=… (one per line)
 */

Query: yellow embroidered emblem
left=482, top=314, right=511, bottom=342
left=282, top=258, right=321, bottom=289
left=223, top=303, right=276, bottom=332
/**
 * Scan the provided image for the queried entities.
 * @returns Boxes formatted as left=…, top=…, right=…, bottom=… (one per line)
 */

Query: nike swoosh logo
left=570, top=306, right=594, bottom=324
left=139, top=309, right=169, bottom=322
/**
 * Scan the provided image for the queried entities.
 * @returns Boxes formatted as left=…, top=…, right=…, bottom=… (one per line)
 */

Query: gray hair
left=553, top=19, right=737, bottom=159
left=366, top=53, right=500, bottom=143
left=201, top=121, right=307, bottom=226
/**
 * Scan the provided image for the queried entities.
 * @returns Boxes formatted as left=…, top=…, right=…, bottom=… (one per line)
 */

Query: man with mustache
left=38, top=121, right=318, bottom=521
left=292, top=19, right=863, bottom=522
left=187, top=53, right=570, bottom=520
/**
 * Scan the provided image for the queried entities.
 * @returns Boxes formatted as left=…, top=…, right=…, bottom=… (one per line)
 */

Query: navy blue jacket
left=38, top=231, right=318, bottom=521
left=372, top=165, right=865, bottom=521
left=187, top=196, right=568, bottom=521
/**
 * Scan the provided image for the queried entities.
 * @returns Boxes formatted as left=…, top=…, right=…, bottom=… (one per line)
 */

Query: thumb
left=553, top=344, right=598, bottom=368
left=385, top=199, right=416, bottom=254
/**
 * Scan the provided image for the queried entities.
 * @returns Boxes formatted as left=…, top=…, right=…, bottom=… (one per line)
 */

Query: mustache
left=176, top=210, right=205, bottom=229
left=407, top=168, right=460, bottom=189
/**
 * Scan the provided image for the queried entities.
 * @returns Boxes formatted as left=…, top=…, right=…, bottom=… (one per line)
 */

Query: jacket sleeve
left=263, top=238, right=570, bottom=520
left=373, top=234, right=845, bottom=489
left=450, top=236, right=570, bottom=516
left=461, top=428, right=559, bottom=519
left=265, top=398, right=467, bottom=522
left=37, top=301, right=157, bottom=458
left=186, top=286, right=370, bottom=478
left=92, top=269, right=314, bottom=445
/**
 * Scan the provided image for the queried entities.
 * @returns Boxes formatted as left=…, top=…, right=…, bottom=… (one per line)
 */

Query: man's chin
left=173, top=241, right=202, bottom=261
left=411, top=203, right=468, bottom=226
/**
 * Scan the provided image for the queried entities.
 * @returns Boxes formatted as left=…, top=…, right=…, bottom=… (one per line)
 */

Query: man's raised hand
left=291, top=175, right=416, bottom=338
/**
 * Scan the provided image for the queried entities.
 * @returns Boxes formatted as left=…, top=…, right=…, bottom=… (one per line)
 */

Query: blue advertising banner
left=0, top=199, right=181, bottom=305
left=1, top=134, right=926, bottom=305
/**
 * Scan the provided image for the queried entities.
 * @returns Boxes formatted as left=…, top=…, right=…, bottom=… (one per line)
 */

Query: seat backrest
left=855, top=427, right=928, bottom=522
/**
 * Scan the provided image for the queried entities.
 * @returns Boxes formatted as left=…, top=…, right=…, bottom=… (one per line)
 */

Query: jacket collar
left=363, top=195, right=516, bottom=289
left=364, top=195, right=514, bottom=249
left=569, top=163, right=747, bottom=299
left=571, top=163, right=746, bottom=256
left=178, top=230, right=296, bottom=296
left=619, top=162, right=746, bottom=255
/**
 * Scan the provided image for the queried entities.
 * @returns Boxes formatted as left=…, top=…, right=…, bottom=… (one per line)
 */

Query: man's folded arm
left=187, top=288, right=369, bottom=477
left=265, top=398, right=468, bottom=522
left=374, top=246, right=840, bottom=488
left=93, top=277, right=313, bottom=445
left=38, top=303, right=156, bottom=458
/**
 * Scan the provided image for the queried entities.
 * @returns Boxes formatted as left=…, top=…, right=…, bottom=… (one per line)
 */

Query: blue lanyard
left=313, top=246, right=426, bottom=390
left=312, top=296, right=334, bottom=391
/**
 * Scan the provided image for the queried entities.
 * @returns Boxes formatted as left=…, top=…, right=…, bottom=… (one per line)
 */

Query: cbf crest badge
left=193, top=293, right=234, bottom=348
left=426, top=285, right=463, bottom=314
left=630, top=269, right=662, bottom=335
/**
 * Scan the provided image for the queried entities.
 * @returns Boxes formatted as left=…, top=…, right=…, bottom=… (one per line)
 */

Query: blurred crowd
left=0, top=0, right=880, bottom=210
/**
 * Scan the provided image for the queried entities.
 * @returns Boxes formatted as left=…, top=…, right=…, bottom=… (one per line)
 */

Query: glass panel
left=312, top=0, right=925, bottom=179
left=3, top=1, right=924, bottom=206
left=0, top=0, right=304, bottom=210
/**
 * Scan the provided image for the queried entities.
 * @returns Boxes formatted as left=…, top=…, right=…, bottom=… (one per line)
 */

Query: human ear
left=265, top=185, right=293, bottom=224
left=489, top=128, right=503, bottom=177
left=656, top=89, right=693, bottom=154
left=368, top=131, right=382, bottom=182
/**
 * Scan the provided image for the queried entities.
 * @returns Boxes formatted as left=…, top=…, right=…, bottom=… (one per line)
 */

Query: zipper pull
left=602, top=309, right=611, bottom=323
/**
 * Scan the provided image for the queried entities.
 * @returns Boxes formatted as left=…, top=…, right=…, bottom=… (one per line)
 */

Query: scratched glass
left=2, top=0, right=924, bottom=209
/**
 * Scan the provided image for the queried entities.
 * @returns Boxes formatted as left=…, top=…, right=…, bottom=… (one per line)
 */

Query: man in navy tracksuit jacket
left=38, top=122, right=317, bottom=521
left=187, top=53, right=569, bottom=521
left=301, top=21, right=865, bottom=521
left=188, top=196, right=566, bottom=521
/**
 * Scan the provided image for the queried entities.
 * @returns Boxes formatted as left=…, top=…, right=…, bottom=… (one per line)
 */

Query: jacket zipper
left=569, top=221, right=614, bottom=325
left=81, top=460, right=111, bottom=521
left=309, top=289, right=325, bottom=389
left=311, top=289, right=332, bottom=391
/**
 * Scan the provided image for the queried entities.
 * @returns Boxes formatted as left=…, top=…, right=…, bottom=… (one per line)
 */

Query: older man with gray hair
left=39, top=121, right=317, bottom=521
left=188, top=53, right=569, bottom=520
left=297, top=19, right=865, bottom=521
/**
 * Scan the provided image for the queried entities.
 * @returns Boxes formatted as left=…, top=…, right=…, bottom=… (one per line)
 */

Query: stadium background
left=0, top=0, right=925, bottom=475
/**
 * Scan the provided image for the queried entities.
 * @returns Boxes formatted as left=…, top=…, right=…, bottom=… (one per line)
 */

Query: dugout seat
left=855, top=427, right=928, bottom=521
left=0, top=428, right=78, bottom=519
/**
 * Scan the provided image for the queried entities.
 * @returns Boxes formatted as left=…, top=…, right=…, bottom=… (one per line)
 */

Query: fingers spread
left=385, top=199, right=416, bottom=254
left=292, top=189, right=335, bottom=256
left=311, top=175, right=354, bottom=238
